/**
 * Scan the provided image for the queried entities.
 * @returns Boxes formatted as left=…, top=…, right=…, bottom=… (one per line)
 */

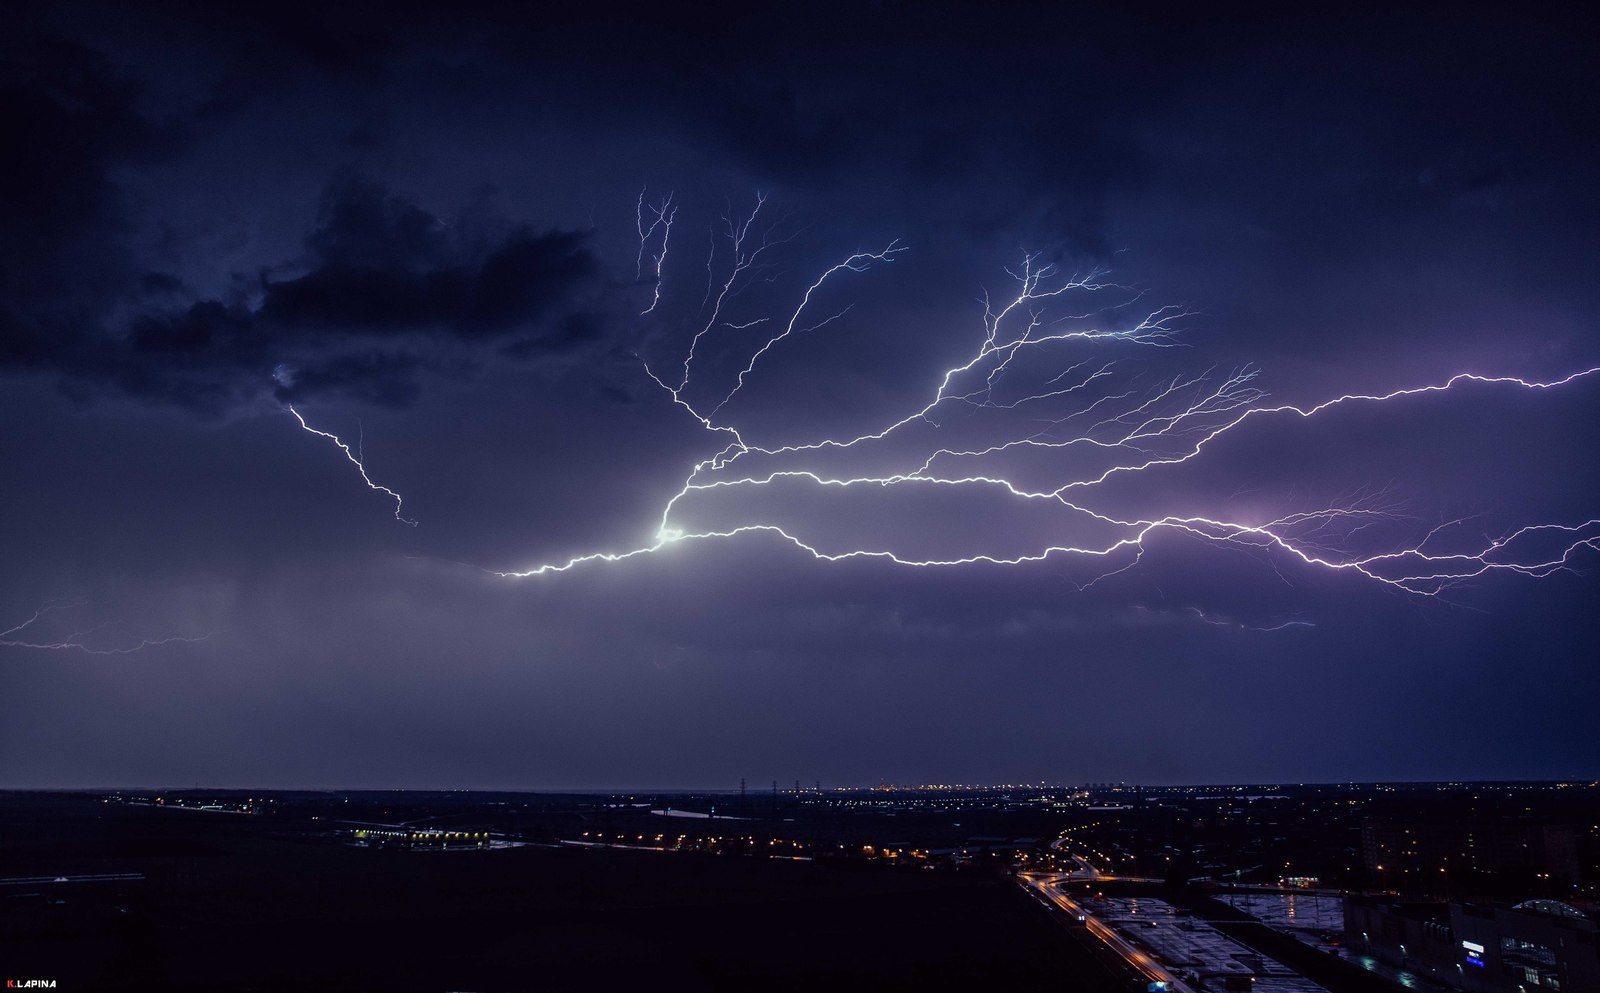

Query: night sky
left=4, top=2, right=1598, bottom=789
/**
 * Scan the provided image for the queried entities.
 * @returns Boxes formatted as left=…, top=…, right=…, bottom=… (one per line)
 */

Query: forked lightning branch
left=293, top=193, right=1600, bottom=597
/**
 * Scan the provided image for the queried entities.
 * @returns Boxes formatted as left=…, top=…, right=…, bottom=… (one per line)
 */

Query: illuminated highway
left=1020, top=871, right=1195, bottom=993
left=1048, top=835, right=1162, bottom=883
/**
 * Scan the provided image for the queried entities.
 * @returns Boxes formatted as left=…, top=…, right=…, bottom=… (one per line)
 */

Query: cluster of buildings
left=1341, top=797, right=1598, bottom=991
left=1361, top=818, right=1583, bottom=898
left=1345, top=896, right=1597, bottom=992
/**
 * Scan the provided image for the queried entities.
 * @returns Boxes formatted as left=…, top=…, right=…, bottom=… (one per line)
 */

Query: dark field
left=0, top=792, right=1125, bottom=992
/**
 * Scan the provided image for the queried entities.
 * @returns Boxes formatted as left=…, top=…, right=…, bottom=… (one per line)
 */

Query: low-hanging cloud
left=0, top=33, right=611, bottom=416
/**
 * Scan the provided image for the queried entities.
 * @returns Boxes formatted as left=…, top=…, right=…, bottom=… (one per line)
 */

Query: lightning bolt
left=2, top=601, right=215, bottom=655
left=288, top=405, right=417, bottom=526
left=380, top=194, right=1600, bottom=600
left=486, top=197, right=1600, bottom=591
left=636, top=188, right=676, bottom=316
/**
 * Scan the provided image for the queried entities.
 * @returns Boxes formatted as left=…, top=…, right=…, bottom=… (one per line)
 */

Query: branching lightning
left=2, top=601, right=214, bottom=655
left=493, top=196, right=1600, bottom=600
left=636, top=188, right=676, bottom=316
left=1130, top=605, right=1316, bottom=633
left=288, top=405, right=417, bottom=526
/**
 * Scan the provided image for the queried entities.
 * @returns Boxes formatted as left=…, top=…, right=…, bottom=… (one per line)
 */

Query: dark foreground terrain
left=0, top=792, right=1124, bottom=992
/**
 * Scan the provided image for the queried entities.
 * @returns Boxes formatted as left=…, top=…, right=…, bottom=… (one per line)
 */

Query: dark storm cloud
left=3, top=154, right=607, bottom=411
left=261, top=175, right=595, bottom=338
left=0, top=34, right=176, bottom=361
left=2, top=5, right=620, bottom=413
